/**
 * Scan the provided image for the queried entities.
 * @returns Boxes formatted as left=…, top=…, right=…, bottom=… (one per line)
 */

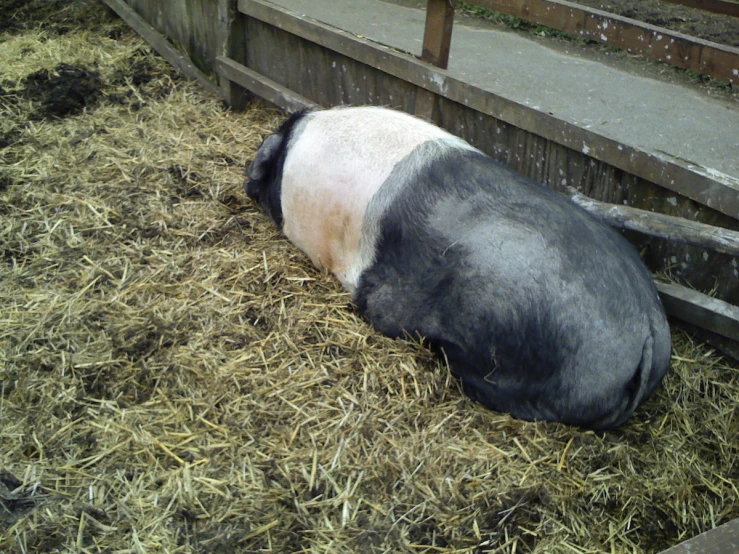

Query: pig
left=245, top=106, right=671, bottom=429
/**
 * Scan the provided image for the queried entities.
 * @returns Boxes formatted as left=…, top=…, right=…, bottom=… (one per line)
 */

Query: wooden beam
left=472, top=0, right=739, bottom=85
left=414, top=89, right=438, bottom=120
left=657, top=282, right=739, bottom=343
left=218, top=0, right=250, bottom=109
left=100, top=0, right=220, bottom=98
left=421, top=0, right=456, bottom=69
left=660, top=0, right=739, bottom=18
left=657, top=517, right=739, bottom=554
left=679, top=321, right=739, bottom=361
left=566, top=188, right=739, bottom=256
left=216, top=56, right=320, bottom=112
left=416, top=0, right=455, bottom=120
left=237, top=0, right=739, bottom=220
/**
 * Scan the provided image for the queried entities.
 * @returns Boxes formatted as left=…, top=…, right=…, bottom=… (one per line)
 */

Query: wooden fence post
left=421, top=0, right=455, bottom=69
left=416, top=0, right=455, bottom=120
left=218, top=0, right=250, bottom=109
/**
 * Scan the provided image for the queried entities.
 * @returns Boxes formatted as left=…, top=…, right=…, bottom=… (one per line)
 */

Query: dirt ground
left=1, top=1, right=738, bottom=554
left=571, top=0, right=739, bottom=48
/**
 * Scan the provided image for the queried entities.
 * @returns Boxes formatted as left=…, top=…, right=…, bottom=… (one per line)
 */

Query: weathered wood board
left=121, top=0, right=221, bottom=75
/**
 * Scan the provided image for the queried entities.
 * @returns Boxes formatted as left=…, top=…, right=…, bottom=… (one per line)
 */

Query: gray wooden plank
left=420, top=0, right=455, bottom=69
left=657, top=283, right=739, bottom=342
left=566, top=188, right=739, bottom=256
left=218, top=0, right=250, bottom=109
left=216, top=56, right=320, bottom=112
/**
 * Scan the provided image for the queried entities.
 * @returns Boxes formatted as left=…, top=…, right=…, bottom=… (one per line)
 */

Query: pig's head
left=245, top=111, right=309, bottom=227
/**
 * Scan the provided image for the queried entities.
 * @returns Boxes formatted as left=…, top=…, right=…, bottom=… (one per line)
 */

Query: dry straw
left=1, top=2, right=737, bottom=553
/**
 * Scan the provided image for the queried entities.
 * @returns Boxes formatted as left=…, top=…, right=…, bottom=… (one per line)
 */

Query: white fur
left=280, top=106, right=475, bottom=291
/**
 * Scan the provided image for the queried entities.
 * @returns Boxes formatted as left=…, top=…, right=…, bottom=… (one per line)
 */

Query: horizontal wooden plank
left=216, top=56, right=320, bottom=112
left=566, top=187, right=739, bottom=256
left=238, top=0, right=739, bottom=220
left=473, top=0, right=739, bottom=85
left=660, top=0, right=739, bottom=18
left=658, top=517, right=739, bottom=554
left=657, top=282, right=739, bottom=342
left=679, top=321, right=739, bottom=361
left=100, top=0, right=220, bottom=98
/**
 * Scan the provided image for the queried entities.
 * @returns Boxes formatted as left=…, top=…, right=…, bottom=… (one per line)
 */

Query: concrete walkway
left=271, top=0, right=739, bottom=180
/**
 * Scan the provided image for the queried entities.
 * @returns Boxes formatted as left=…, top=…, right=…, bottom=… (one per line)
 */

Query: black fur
left=244, top=110, right=309, bottom=228
left=354, top=144, right=671, bottom=428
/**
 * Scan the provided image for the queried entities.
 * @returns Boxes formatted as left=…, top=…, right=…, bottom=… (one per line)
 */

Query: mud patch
left=0, top=132, right=19, bottom=150
left=0, top=470, right=38, bottom=529
left=111, top=319, right=180, bottom=363
left=18, top=64, right=103, bottom=120
left=483, top=486, right=552, bottom=551
left=168, top=164, right=210, bottom=200
left=111, top=51, right=158, bottom=88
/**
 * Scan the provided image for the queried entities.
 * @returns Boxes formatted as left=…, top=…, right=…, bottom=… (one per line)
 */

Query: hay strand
left=1, top=2, right=738, bottom=553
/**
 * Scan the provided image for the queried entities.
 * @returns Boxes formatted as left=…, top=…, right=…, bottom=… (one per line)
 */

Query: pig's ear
left=247, top=133, right=282, bottom=181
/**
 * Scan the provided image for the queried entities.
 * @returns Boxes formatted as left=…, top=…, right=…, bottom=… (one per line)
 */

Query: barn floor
left=1, top=1, right=739, bottom=553
left=278, top=0, right=739, bottom=180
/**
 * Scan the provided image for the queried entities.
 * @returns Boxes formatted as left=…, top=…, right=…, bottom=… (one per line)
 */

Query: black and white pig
left=245, top=106, right=671, bottom=429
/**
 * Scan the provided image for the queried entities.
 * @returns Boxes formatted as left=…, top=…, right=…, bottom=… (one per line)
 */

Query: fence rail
left=424, top=0, right=739, bottom=85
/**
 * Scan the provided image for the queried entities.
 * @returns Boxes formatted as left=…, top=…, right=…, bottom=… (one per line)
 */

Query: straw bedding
left=1, top=2, right=737, bottom=552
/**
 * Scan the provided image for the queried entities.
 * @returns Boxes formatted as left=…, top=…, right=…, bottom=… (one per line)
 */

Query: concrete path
left=271, top=0, right=739, bottom=180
